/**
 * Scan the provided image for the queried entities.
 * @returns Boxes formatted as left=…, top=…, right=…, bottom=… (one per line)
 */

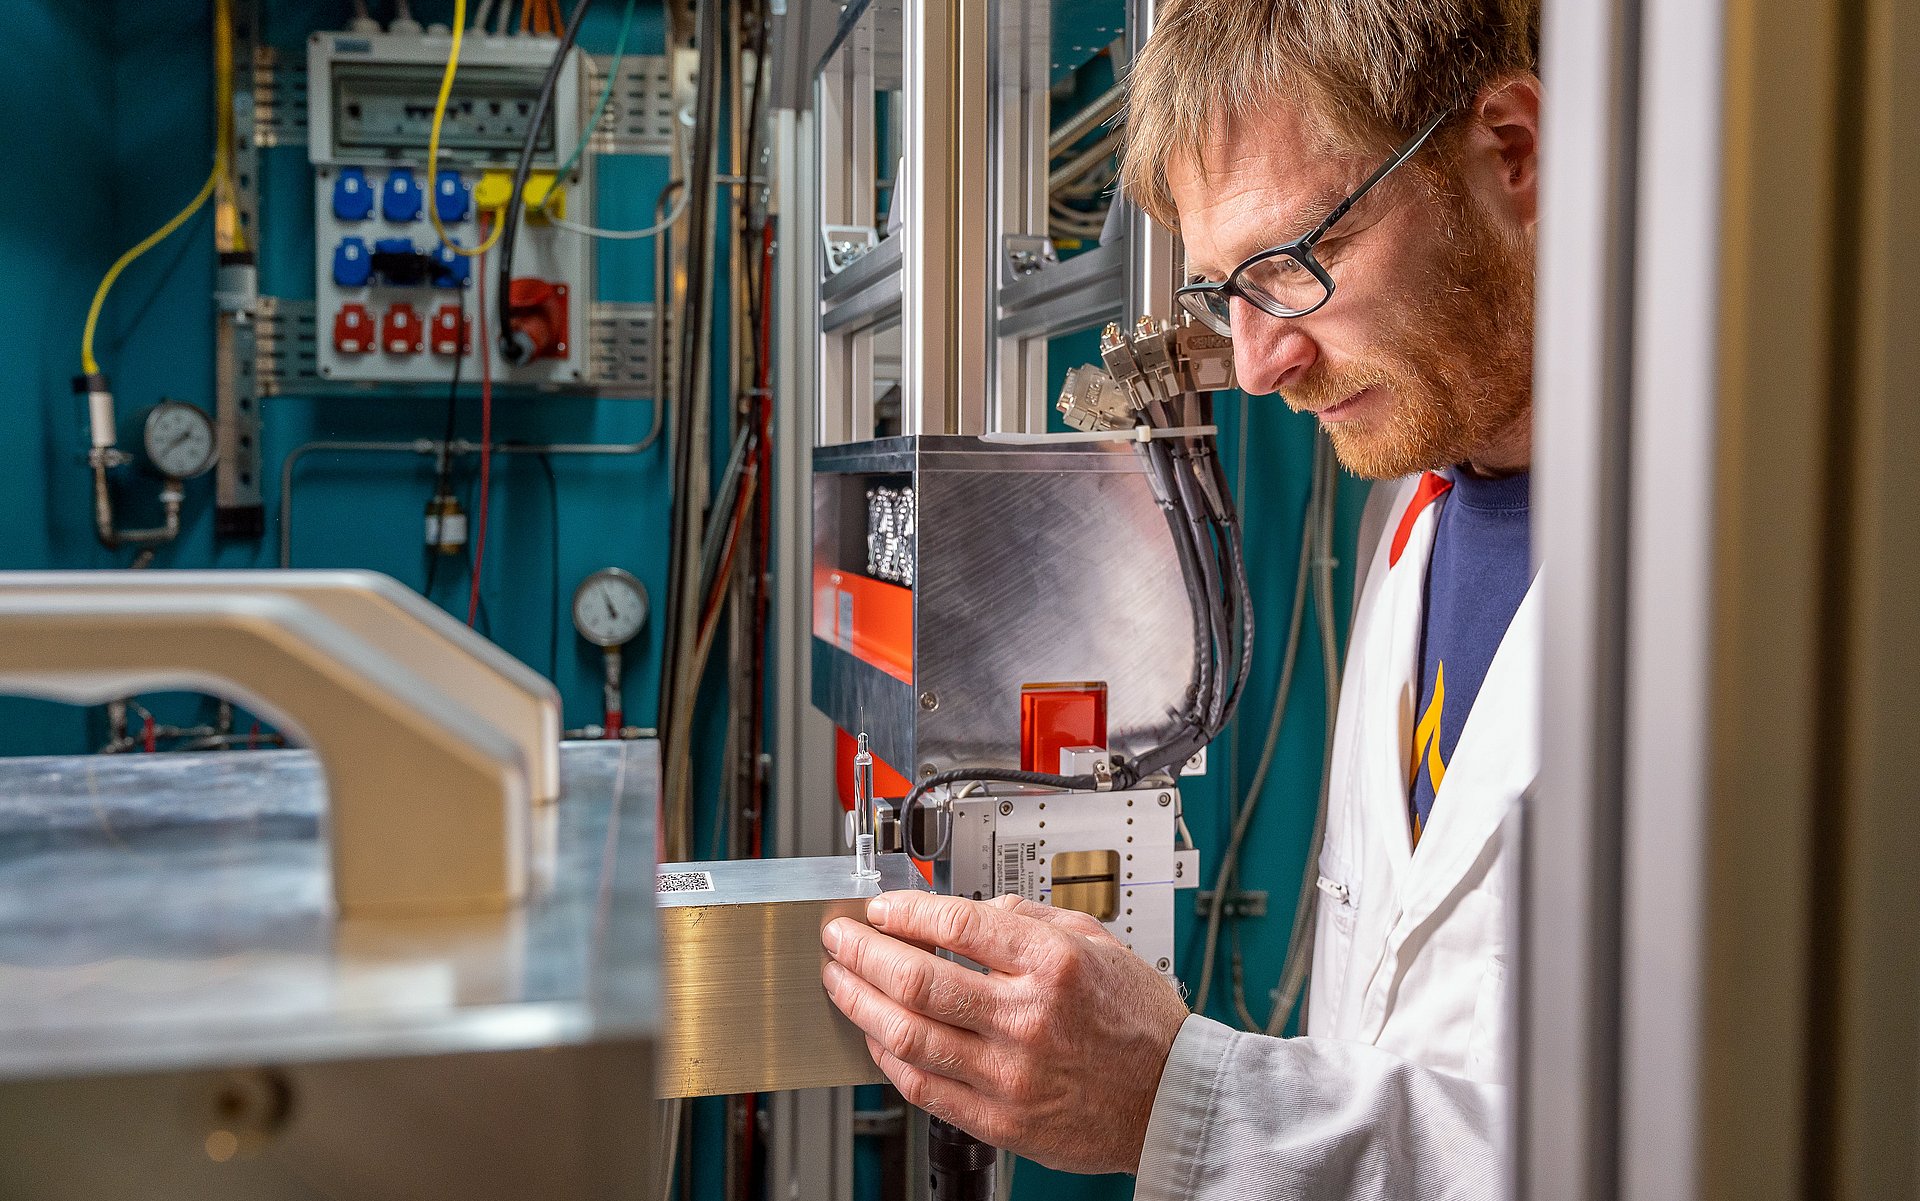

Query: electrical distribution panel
left=307, top=31, right=592, bottom=387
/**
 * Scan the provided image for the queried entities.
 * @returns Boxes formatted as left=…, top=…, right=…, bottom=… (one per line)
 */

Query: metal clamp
left=0, top=576, right=537, bottom=916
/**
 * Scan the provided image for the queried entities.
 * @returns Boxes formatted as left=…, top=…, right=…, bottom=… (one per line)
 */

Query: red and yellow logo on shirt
left=1410, top=662, right=1447, bottom=844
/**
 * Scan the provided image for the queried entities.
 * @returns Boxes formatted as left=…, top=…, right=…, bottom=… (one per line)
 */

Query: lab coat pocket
left=1465, top=953, right=1510, bottom=1081
left=1309, top=863, right=1360, bottom=1025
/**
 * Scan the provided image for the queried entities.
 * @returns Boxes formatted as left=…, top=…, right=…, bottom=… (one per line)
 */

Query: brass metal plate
left=657, top=854, right=929, bottom=1099
left=1049, top=849, right=1119, bottom=921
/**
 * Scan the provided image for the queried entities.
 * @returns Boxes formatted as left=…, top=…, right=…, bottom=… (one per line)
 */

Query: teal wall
left=0, top=2, right=732, bottom=1195
left=0, top=0, right=693, bottom=757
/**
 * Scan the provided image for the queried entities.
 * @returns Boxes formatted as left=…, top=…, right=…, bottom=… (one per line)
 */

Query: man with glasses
left=821, top=1, right=1539, bottom=1194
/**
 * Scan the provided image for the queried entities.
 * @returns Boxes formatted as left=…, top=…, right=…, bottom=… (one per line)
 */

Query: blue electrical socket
left=381, top=167, right=423, bottom=223
left=434, top=171, right=470, bottom=224
left=332, top=237, right=371, bottom=287
left=332, top=167, right=373, bottom=222
left=431, top=244, right=471, bottom=289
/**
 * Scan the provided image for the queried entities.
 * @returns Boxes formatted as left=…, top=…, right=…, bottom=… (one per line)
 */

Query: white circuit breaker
left=946, top=785, right=1196, bottom=977
left=306, top=31, right=592, bottom=387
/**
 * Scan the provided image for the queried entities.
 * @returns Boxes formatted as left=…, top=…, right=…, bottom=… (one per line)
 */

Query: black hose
left=495, top=0, right=596, bottom=364
left=902, top=768, right=1097, bottom=861
left=657, top=0, right=725, bottom=747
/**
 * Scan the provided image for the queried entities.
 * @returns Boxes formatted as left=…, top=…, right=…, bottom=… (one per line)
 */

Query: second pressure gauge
left=572, top=568, right=649, bottom=648
left=141, top=400, right=218, bottom=480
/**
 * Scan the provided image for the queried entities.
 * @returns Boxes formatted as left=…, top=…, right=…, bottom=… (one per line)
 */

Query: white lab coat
left=1136, top=472, right=1538, bottom=1200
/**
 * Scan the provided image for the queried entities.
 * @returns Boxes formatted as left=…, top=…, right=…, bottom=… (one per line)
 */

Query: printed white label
left=994, top=839, right=1039, bottom=901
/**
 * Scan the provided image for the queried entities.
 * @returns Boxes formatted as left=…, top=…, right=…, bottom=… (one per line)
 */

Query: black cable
left=496, top=0, right=596, bottom=364
left=1208, top=441, right=1256, bottom=723
left=1170, top=441, right=1230, bottom=730
left=896, top=386, right=1257, bottom=855
left=902, top=768, right=1097, bottom=861
left=1142, top=437, right=1212, bottom=721
left=657, top=0, right=725, bottom=744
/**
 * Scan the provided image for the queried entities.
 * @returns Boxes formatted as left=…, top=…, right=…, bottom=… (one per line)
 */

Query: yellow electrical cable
left=80, top=0, right=236, bottom=376
left=429, top=0, right=508, bottom=257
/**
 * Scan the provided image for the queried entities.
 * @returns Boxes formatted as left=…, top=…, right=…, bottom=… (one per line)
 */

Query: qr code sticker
left=656, top=871, right=716, bottom=894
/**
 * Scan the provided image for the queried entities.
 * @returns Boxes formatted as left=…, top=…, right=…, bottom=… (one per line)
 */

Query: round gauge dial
left=572, top=567, right=649, bottom=648
left=141, top=401, right=218, bottom=480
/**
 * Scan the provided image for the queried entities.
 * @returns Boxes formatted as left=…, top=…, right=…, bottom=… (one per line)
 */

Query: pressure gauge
left=141, top=401, right=217, bottom=480
left=572, top=568, right=649, bottom=648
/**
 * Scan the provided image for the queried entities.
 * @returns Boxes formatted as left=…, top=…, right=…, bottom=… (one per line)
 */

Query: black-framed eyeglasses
left=1175, top=108, right=1452, bottom=336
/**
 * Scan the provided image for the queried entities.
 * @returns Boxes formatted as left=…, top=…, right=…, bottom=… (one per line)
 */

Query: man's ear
left=1465, top=74, right=1541, bottom=227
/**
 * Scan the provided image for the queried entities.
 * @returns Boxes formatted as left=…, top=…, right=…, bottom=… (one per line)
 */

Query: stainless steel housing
left=812, top=434, right=1195, bottom=780
left=0, top=740, right=661, bottom=1201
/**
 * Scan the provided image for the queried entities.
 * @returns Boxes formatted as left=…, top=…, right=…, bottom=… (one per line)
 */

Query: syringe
left=852, top=733, right=880, bottom=880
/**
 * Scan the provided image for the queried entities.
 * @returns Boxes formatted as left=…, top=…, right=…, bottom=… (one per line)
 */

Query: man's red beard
left=1281, top=184, right=1534, bottom=480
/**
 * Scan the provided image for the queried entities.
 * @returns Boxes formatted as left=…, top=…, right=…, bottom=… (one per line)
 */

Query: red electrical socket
left=381, top=303, right=424, bottom=355
left=505, top=278, right=570, bottom=360
left=332, top=303, right=374, bottom=355
left=430, top=304, right=471, bottom=356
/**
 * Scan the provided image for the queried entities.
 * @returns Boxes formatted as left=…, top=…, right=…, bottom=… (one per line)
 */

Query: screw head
left=998, top=800, right=1014, bottom=816
left=1156, top=957, right=1171, bottom=972
left=918, top=691, right=939, bottom=711
left=919, top=764, right=936, bottom=779
left=1157, top=792, right=1172, bottom=806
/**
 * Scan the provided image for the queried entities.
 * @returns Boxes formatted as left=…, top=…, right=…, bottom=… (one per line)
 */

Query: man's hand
left=821, top=891, right=1189, bottom=1175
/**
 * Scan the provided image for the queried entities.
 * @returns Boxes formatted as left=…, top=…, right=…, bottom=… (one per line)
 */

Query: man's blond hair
left=1120, top=0, right=1538, bottom=228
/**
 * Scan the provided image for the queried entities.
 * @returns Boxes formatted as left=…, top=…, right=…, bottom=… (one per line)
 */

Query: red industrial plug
left=503, top=278, right=570, bottom=361
left=332, top=304, right=374, bottom=355
left=430, top=304, right=471, bottom=356
left=381, top=303, right=424, bottom=355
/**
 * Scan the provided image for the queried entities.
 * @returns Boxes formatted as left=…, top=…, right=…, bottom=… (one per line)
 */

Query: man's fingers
left=823, top=918, right=1000, bottom=1033
left=865, top=1037, right=1005, bottom=1148
left=823, top=960, right=994, bottom=1090
left=866, top=892, right=1048, bottom=973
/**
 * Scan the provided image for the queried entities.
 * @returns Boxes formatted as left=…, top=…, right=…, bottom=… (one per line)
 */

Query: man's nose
left=1231, top=299, right=1317, bottom=395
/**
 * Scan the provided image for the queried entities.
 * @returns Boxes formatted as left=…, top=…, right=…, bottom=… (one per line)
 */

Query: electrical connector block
left=1055, top=364, right=1134, bottom=432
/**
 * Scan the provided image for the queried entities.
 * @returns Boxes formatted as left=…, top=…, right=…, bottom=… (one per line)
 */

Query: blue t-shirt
left=1408, top=469, right=1532, bottom=845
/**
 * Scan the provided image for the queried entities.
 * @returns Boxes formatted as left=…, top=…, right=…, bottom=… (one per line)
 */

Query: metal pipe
left=93, top=464, right=184, bottom=550
left=278, top=440, right=436, bottom=568
left=279, top=433, right=666, bottom=569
